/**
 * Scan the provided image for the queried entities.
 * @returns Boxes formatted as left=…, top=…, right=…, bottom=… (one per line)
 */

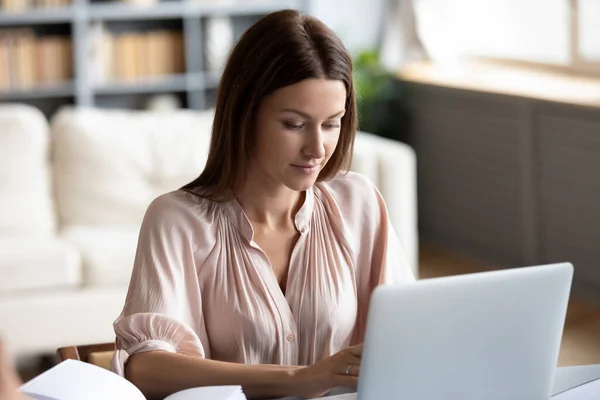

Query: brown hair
left=182, top=9, right=357, bottom=201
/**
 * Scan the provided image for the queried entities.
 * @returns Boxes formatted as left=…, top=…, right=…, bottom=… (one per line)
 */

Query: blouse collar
left=224, top=188, right=314, bottom=242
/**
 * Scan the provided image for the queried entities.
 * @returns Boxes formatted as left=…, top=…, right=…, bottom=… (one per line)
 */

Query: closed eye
left=323, top=123, right=341, bottom=130
left=284, top=121, right=304, bottom=130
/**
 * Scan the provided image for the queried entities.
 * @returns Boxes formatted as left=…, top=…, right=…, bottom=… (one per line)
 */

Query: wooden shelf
left=0, top=0, right=308, bottom=114
left=93, top=74, right=189, bottom=95
left=87, top=1, right=300, bottom=21
left=193, top=0, right=300, bottom=16
left=0, top=7, right=74, bottom=25
left=0, top=81, right=74, bottom=99
left=88, top=1, right=184, bottom=21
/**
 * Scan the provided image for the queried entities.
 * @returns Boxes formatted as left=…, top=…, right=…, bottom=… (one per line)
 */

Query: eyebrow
left=280, top=108, right=346, bottom=119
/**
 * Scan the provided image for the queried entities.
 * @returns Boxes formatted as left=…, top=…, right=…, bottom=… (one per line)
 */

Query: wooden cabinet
left=536, top=105, right=600, bottom=297
left=406, top=82, right=600, bottom=300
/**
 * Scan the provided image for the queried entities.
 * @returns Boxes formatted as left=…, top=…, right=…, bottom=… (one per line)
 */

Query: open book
left=20, top=359, right=246, bottom=400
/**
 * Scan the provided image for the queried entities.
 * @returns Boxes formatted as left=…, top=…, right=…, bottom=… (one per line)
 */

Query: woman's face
left=251, top=78, right=347, bottom=192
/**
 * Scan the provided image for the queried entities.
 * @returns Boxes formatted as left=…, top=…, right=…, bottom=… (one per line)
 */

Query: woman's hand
left=0, top=340, right=29, bottom=400
left=291, top=344, right=362, bottom=398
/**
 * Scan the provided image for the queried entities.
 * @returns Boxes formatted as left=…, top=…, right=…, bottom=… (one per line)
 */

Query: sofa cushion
left=0, top=238, right=81, bottom=293
left=60, top=226, right=139, bottom=286
left=51, top=107, right=214, bottom=227
left=0, top=104, right=56, bottom=236
left=351, top=133, right=380, bottom=183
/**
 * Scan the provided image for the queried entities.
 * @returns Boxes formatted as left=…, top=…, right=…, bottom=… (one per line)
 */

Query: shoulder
left=141, top=190, right=221, bottom=238
left=314, top=171, right=388, bottom=240
left=317, top=170, right=376, bottom=194
left=145, top=190, right=196, bottom=220
left=316, top=171, right=383, bottom=213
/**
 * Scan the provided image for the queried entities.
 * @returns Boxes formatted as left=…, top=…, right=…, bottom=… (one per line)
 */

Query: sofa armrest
left=352, top=131, right=419, bottom=277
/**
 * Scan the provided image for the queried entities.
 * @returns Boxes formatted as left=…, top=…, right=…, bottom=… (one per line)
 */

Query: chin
left=284, top=176, right=318, bottom=192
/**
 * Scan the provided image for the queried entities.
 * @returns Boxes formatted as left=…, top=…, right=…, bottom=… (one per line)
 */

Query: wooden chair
left=56, top=342, right=115, bottom=370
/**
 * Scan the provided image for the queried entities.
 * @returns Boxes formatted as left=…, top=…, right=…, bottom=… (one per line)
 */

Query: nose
left=302, top=125, right=326, bottom=160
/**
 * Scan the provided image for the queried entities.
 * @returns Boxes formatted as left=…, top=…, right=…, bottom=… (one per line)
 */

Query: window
left=414, top=0, right=600, bottom=74
left=575, top=0, right=600, bottom=68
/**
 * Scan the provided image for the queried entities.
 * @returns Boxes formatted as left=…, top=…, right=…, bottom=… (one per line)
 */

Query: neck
left=237, top=171, right=304, bottom=230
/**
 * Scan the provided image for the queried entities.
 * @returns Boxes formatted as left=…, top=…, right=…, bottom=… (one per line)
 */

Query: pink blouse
left=110, top=172, right=414, bottom=376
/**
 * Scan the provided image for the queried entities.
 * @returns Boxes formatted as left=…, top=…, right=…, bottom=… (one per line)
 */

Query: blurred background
left=0, top=0, right=599, bottom=381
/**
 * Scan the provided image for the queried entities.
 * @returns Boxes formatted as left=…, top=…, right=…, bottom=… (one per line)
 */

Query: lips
left=292, top=164, right=320, bottom=174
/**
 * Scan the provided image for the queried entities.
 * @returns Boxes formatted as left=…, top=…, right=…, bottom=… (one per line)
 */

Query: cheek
left=324, top=132, right=341, bottom=158
left=256, top=128, right=297, bottom=165
left=259, top=144, right=284, bottom=171
left=253, top=131, right=278, bottom=169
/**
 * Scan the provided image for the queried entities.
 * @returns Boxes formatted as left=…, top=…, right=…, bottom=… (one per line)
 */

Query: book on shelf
left=20, top=358, right=247, bottom=400
left=0, top=0, right=71, bottom=13
left=0, top=29, right=71, bottom=92
left=90, top=22, right=185, bottom=85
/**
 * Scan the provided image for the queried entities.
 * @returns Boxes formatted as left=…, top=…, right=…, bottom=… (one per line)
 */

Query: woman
left=111, top=9, right=414, bottom=400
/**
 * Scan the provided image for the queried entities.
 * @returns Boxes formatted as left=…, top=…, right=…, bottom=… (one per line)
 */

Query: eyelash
left=283, top=122, right=341, bottom=130
left=284, top=122, right=304, bottom=130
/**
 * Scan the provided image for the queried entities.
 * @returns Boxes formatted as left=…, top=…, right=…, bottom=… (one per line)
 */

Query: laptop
left=357, top=262, right=574, bottom=400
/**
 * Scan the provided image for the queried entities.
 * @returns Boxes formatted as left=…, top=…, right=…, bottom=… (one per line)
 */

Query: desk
left=276, top=364, right=600, bottom=400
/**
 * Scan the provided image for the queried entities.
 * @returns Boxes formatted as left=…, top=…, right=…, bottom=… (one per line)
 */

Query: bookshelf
left=0, top=0, right=308, bottom=116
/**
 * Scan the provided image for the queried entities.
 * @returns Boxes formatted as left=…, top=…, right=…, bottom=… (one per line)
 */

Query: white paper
left=552, top=378, right=600, bottom=399
left=20, top=359, right=145, bottom=400
left=276, top=388, right=356, bottom=400
left=322, top=394, right=357, bottom=400
left=165, top=385, right=245, bottom=400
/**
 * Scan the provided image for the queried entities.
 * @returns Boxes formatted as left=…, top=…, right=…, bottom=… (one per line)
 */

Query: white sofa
left=0, top=104, right=418, bottom=358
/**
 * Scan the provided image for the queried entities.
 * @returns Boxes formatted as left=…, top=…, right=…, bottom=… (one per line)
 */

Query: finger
left=332, top=355, right=360, bottom=374
left=340, top=350, right=361, bottom=365
left=337, top=363, right=360, bottom=377
left=338, top=352, right=361, bottom=369
left=347, top=344, right=363, bottom=357
left=334, top=375, right=359, bottom=389
left=344, top=352, right=361, bottom=363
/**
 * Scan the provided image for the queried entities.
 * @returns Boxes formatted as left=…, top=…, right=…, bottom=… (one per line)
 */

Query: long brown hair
left=182, top=9, right=357, bottom=201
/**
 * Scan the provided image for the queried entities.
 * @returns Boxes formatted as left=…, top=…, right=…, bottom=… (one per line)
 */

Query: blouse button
left=286, top=333, right=295, bottom=342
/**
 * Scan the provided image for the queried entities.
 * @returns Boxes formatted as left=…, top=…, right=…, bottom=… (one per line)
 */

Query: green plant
left=353, top=49, right=411, bottom=143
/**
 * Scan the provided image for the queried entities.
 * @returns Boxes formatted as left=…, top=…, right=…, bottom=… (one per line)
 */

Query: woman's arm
left=126, top=344, right=362, bottom=400
left=126, top=351, right=300, bottom=400
left=0, top=341, right=32, bottom=400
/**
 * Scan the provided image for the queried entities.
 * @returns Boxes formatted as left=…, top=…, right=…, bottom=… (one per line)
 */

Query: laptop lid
left=358, top=263, right=573, bottom=400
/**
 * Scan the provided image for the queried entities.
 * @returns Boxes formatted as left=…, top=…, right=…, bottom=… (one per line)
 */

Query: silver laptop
left=357, top=263, right=574, bottom=400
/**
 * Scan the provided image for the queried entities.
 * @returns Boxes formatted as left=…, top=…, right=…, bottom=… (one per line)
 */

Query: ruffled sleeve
left=110, top=192, right=211, bottom=376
